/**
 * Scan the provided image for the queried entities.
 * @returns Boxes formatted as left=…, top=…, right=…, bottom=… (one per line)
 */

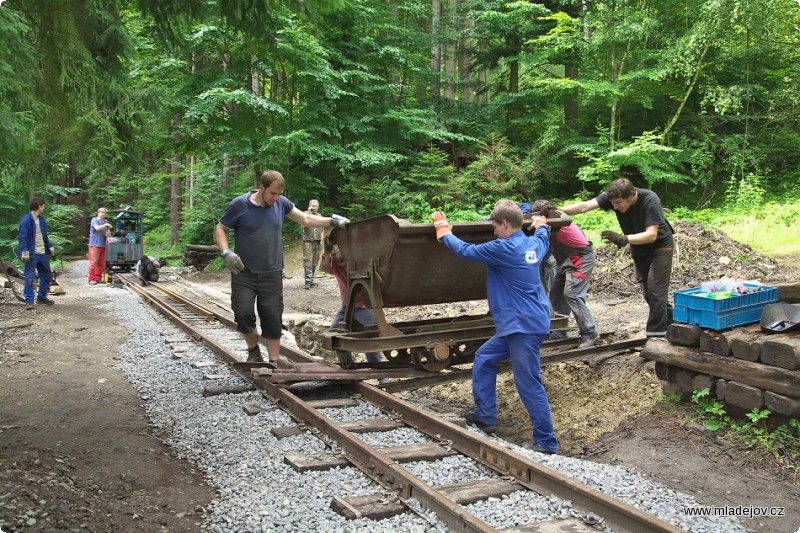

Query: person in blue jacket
left=18, top=196, right=56, bottom=308
left=431, top=199, right=558, bottom=454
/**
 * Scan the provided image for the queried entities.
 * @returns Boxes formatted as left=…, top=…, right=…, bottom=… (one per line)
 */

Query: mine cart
left=321, top=214, right=570, bottom=371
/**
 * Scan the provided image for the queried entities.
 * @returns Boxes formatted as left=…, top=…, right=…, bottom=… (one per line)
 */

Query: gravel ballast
left=101, top=283, right=747, bottom=533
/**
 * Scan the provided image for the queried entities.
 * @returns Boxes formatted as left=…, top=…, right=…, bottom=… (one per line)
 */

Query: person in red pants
left=87, top=207, right=111, bottom=285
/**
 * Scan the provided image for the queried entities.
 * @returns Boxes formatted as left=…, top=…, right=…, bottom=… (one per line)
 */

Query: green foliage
left=341, top=176, right=433, bottom=223
left=691, top=388, right=728, bottom=430
left=724, top=172, right=766, bottom=215
left=404, top=146, right=455, bottom=208
left=683, top=388, right=800, bottom=457
left=576, top=133, right=692, bottom=187
left=45, top=203, right=85, bottom=255
left=456, top=135, right=533, bottom=206
left=2, top=0, right=800, bottom=254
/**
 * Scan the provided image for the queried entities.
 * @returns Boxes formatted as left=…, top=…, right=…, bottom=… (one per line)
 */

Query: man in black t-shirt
left=561, top=178, right=673, bottom=338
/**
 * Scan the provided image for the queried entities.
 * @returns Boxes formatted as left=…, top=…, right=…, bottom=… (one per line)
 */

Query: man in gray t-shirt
left=214, top=170, right=349, bottom=363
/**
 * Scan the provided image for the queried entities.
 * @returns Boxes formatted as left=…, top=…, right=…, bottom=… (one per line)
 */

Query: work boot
left=36, top=297, right=55, bottom=306
left=577, top=334, right=599, bottom=349
left=463, top=411, right=497, bottom=435
left=246, top=345, right=264, bottom=363
left=25, top=303, right=34, bottom=311
left=522, top=441, right=557, bottom=455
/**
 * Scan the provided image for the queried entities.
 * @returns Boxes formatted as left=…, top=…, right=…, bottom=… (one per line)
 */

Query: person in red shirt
left=532, top=200, right=598, bottom=349
left=318, top=233, right=383, bottom=364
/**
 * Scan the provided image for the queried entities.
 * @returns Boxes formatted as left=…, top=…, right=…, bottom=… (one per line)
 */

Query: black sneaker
left=36, top=297, right=55, bottom=306
left=463, top=411, right=497, bottom=434
left=523, top=441, right=557, bottom=455
left=246, top=346, right=264, bottom=362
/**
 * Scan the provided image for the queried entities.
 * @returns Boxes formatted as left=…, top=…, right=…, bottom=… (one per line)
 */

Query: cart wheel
left=410, top=346, right=451, bottom=372
left=383, top=348, right=411, bottom=364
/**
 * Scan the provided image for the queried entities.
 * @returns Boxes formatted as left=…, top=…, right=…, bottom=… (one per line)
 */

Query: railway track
left=117, top=274, right=680, bottom=533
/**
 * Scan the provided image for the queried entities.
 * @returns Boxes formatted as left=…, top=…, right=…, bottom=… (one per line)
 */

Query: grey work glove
left=21, top=251, right=30, bottom=263
left=221, top=249, right=245, bottom=275
left=49, top=247, right=55, bottom=257
left=601, top=230, right=628, bottom=248
left=329, top=214, right=350, bottom=229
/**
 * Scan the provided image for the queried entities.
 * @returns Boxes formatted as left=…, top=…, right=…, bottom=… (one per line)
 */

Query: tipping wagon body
left=322, top=215, right=569, bottom=371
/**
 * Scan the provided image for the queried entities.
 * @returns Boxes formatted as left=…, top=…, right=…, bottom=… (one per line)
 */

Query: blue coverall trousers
left=23, top=253, right=52, bottom=304
left=472, top=332, right=558, bottom=452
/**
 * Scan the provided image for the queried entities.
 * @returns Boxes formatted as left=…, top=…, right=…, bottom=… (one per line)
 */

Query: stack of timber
left=184, top=244, right=220, bottom=271
left=641, top=282, right=800, bottom=421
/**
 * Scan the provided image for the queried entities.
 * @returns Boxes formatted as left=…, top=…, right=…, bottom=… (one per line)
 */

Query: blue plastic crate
left=672, top=284, right=778, bottom=330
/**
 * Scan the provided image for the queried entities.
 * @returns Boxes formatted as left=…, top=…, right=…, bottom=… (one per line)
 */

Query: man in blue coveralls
left=431, top=199, right=558, bottom=454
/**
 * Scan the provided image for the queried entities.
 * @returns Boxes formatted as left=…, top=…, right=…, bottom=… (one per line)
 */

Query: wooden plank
left=285, top=443, right=458, bottom=472
left=274, top=418, right=404, bottom=440
left=339, top=418, right=405, bottom=433
left=718, top=326, right=760, bottom=357
left=764, top=391, right=800, bottom=417
left=691, top=373, right=715, bottom=394
left=243, top=404, right=273, bottom=416
left=774, top=281, right=800, bottom=303
left=716, top=380, right=764, bottom=411
left=271, top=426, right=303, bottom=438
left=760, top=336, right=800, bottom=370
left=307, top=398, right=360, bottom=408
left=330, top=478, right=523, bottom=520
left=640, top=340, right=800, bottom=398
left=202, top=384, right=255, bottom=397
left=730, top=333, right=764, bottom=362
left=202, top=373, right=229, bottom=380
left=666, top=323, right=701, bottom=347
left=699, top=331, right=724, bottom=355
left=191, top=361, right=218, bottom=369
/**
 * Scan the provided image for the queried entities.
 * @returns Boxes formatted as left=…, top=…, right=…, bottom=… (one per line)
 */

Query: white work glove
left=221, top=249, right=245, bottom=275
left=21, top=251, right=30, bottom=263
left=329, top=214, right=349, bottom=229
left=49, top=247, right=55, bottom=257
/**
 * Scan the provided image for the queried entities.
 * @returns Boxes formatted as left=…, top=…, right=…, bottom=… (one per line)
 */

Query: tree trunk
left=443, top=0, right=457, bottom=101
left=507, top=35, right=521, bottom=144
left=431, top=0, right=442, bottom=99
left=564, top=65, right=579, bottom=125
left=170, top=113, right=182, bottom=246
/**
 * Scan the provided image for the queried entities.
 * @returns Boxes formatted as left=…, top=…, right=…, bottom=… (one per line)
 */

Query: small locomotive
left=106, top=207, right=144, bottom=273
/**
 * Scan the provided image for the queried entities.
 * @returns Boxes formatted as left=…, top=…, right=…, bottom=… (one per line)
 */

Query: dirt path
left=0, top=271, right=214, bottom=532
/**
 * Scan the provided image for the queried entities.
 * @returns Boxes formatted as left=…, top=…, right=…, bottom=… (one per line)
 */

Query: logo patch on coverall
left=525, top=250, right=539, bottom=264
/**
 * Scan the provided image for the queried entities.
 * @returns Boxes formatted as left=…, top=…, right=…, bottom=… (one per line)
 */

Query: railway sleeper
left=285, top=442, right=458, bottom=472
left=331, top=478, right=523, bottom=521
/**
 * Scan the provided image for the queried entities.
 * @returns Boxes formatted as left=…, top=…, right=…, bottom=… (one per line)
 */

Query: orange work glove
left=431, top=211, right=452, bottom=241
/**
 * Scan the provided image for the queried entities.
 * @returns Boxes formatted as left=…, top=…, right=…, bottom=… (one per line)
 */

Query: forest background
left=1, top=0, right=800, bottom=261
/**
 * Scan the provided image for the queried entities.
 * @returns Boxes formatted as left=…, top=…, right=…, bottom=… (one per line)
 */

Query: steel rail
left=380, top=336, right=648, bottom=392
left=120, top=276, right=500, bottom=532
left=352, top=382, right=681, bottom=533
left=119, top=275, right=681, bottom=533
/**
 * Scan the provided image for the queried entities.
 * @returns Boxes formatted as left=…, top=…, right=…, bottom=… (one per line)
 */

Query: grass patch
left=719, top=218, right=800, bottom=257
